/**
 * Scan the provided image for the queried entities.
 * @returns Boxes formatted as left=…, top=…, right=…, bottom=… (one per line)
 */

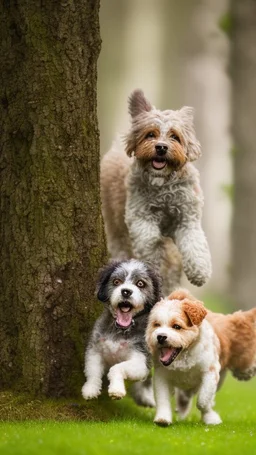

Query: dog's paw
left=202, top=410, right=222, bottom=425
left=188, top=275, right=206, bottom=287
left=108, top=385, right=126, bottom=400
left=154, top=410, right=172, bottom=426
left=154, top=417, right=172, bottom=427
left=81, top=382, right=101, bottom=400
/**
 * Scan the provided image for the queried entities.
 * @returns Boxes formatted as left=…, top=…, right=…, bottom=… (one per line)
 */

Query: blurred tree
left=160, top=0, right=231, bottom=296
left=0, top=0, right=106, bottom=396
left=98, top=0, right=128, bottom=152
left=230, top=0, right=256, bottom=309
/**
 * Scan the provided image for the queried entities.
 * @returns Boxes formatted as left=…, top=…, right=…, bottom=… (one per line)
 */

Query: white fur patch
left=98, top=338, right=132, bottom=366
left=148, top=302, right=222, bottom=425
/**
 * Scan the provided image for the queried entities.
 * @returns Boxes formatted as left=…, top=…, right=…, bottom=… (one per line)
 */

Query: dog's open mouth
left=159, top=347, right=182, bottom=366
left=152, top=157, right=167, bottom=170
left=115, top=302, right=134, bottom=329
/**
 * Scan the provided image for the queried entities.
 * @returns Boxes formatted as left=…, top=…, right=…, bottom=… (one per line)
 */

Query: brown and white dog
left=146, top=289, right=256, bottom=425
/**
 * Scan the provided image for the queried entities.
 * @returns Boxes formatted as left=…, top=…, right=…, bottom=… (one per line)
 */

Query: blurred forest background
left=0, top=0, right=255, bottom=403
left=98, top=0, right=256, bottom=308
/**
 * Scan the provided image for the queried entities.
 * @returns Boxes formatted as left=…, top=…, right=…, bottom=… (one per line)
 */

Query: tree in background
left=230, top=0, right=256, bottom=309
left=0, top=0, right=106, bottom=397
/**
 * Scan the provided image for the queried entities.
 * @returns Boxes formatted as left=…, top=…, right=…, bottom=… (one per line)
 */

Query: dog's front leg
left=175, top=221, right=212, bottom=286
left=197, top=372, right=222, bottom=425
left=82, top=348, right=105, bottom=400
left=153, top=367, right=173, bottom=426
left=126, top=215, right=163, bottom=264
left=108, top=352, right=148, bottom=400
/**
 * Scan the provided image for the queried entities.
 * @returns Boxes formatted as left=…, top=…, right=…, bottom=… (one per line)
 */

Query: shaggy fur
left=101, top=89, right=211, bottom=294
left=82, top=259, right=162, bottom=407
left=146, top=289, right=256, bottom=425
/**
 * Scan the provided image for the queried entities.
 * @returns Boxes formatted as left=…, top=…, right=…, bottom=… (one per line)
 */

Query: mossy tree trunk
left=0, top=0, right=106, bottom=397
left=230, top=0, right=256, bottom=309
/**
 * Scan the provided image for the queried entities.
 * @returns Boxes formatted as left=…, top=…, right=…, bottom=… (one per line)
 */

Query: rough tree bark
left=0, top=0, right=106, bottom=396
left=230, top=0, right=256, bottom=309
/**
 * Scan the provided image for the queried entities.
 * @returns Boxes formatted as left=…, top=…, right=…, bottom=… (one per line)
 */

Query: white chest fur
left=162, top=320, right=220, bottom=390
left=98, top=338, right=131, bottom=366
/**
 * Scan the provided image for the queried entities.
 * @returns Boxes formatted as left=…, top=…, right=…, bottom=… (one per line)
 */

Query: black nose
left=121, top=288, right=132, bottom=298
left=155, top=144, right=168, bottom=156
left=157, top=334, right=167, bottom=345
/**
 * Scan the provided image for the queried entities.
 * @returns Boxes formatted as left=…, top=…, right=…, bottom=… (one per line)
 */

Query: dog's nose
left=157, top=334, right=167, bottom=345
left=121, top=288, right=132, bottom=298
left=155, top=144, right=168, bottom=156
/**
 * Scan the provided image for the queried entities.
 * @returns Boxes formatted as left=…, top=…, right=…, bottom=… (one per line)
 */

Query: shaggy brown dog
left=101, top=90, right=211, bottom=294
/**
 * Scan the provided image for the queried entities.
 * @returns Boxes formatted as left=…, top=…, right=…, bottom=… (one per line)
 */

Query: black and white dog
left=82, top=259, right=162, bottom=407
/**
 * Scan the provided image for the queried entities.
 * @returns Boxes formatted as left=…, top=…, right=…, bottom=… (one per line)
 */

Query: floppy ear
left=146, top=263, right=163, bottom=306
left=179, top=106, right=201, bottom=162
left=182, top=299, right=207, bottom=326
left=125, top=133, right=136, bottom=157
left=128, top=89, right=152, bottom=118
left=96, top=261, right=121, bottom=302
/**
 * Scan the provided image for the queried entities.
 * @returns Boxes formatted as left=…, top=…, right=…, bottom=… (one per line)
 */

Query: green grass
left=0, top=375, right=256, bottom=455
left=0, top=295, right=255, bottom=454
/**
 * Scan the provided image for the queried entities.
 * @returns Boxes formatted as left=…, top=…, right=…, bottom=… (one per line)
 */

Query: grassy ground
left=0, top=295, right=255, bottom=454
left=0, top=374, right=256, bottom=454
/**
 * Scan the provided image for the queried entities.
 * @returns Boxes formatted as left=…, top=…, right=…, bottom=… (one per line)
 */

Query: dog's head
left=97, top=259, right=162, bottom=329
left=146, top=289, right=207, bottom=367
left=125, top=89, right=201, bottom=177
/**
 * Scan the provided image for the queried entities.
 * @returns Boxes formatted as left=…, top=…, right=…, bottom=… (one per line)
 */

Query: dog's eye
left=172, top=324, right=182, bottom=330
left=170, top=133, right=181, bottom=143
left=136, top=280, right=145, bottom=288
left=113, top=279, right=122, bottom=286
left=145, top=132, right=156, bottom=139
left=153, top=322, right=161, bottom=328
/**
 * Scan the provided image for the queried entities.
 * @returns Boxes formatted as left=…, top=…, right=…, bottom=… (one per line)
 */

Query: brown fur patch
left=125, top=135, right=136, bottom=157
left=169, top=289, right=256, bottom=377
left=182, top=299, right=207, bottom=326
left=207, top=308, right=256, bottom=372
left=168, top=289, right=207, bottom=326
left=168, top=289, right=195, bottom=301
left=125, top=116, right=187, bottom=169
left=134, top=132, right=187, bottom=170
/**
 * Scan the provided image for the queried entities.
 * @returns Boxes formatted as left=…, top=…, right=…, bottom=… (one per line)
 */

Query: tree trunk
left=230, top=0, right=256, bottom=309
left=0, top=0, right=106, bottom=397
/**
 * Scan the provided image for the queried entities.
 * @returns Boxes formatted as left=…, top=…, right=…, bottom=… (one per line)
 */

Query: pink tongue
left=152, top=160, right=166, bottom=170
left=116, top=308, right=133, bottom=327
left=160, top=347, right=175, bottom=362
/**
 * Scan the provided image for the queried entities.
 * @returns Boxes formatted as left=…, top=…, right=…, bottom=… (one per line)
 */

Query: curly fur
left=82, top=259, right=162, bottom=407
left=101, top=90, right=211, bottom=294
